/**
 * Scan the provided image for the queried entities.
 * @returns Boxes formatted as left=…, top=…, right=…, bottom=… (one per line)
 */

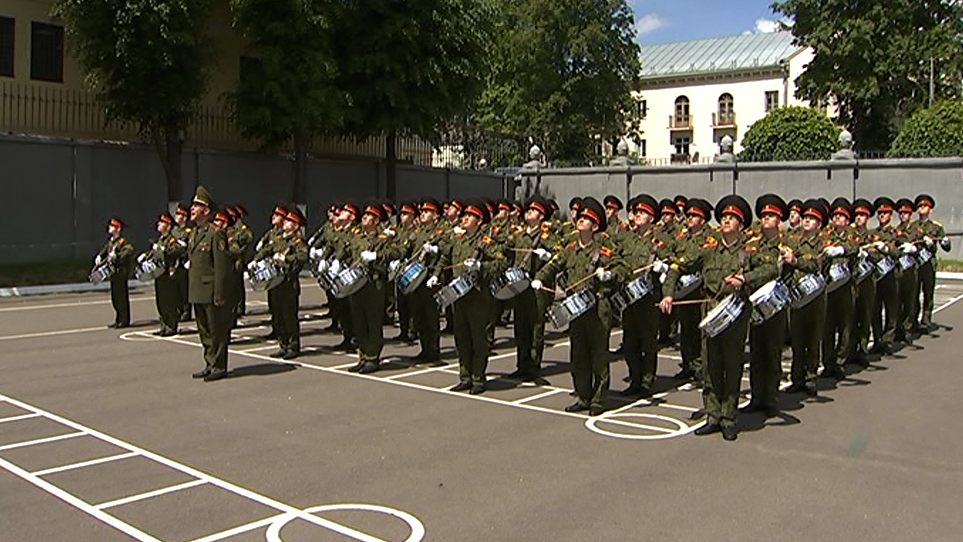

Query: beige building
left=628, top=32, right=824, bottom=164
left=0, top=0, right=429, bottom=163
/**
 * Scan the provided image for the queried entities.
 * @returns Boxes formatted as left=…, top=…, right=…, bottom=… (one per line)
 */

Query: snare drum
left=918, top=248, right=933, bottom=266
left=247, top=258, right=284, bottom=292
left=825, top=261, right=851, bottom=293
left=699, top=294, right=746, bottom=338
left=874, top=257, right=895, bottom=281
left=397, top=261, right=428, bottom=295
left=748, top=281, right=791, bottom=325
left=88, top=262, right=116, bottom=284
left=855, top=257, right=875, bottom=284
left=548, top=290, right=596, bottom=329
left=898, top=254, right=916, bottom=271
left=790, top=273, right=826, bottom=309
left=434, top=273, right=476, bottom=308
left=329, top=265, right=369, bottom=298
left=490, top=266, right=531, bottom=300
left=611, top=274, right=655, bottom=314
left=674, top=273, right=703, bottom=299
left=135, top=257, right=165, bottom=282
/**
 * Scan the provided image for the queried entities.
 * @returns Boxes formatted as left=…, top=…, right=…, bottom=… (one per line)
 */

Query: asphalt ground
left=2, top=279, right=963, bottom=542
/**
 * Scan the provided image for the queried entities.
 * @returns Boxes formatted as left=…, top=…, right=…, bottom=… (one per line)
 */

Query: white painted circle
left=118, top=331, right=162, bottom=342
left=265, top=503, right=425, bottom=542
left=585, top=412, right=693, bottom=440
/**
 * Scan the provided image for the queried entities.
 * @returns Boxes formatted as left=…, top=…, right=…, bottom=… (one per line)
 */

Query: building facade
left=629, top=32, right=822, bottom=164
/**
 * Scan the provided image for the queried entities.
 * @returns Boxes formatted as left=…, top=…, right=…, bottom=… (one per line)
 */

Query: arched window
left=718, top=93, right=734, bottom=124
left=674, top=96, right=690, bottom=124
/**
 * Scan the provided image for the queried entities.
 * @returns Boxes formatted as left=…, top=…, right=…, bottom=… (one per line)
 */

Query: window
left=717, top=93, right=734, bottom=124
left=0, top=17, right=13, bottom=77
left=674, top=136, right=690, bottom=155
left=674, top=96, right=690, bottom=125
left=638, top=99, right=647, bottom=120
left=764, top=90, right=779, bottom=112
left=31, top=22, right=63, bottom=82
left=639, top=139, right=646, bottom=157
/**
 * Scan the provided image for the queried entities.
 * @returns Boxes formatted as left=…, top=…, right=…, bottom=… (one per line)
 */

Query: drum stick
left=632, top=262, right=656, bottom=274
left=566, top=270, right=599, bottom=291
left=537, top=285, right=563, bottom=295
left=662, top=298, right=712, bottom=306
left=443, top=262, right=466, bottom=271
left=510, top=247, right=537, bottom=252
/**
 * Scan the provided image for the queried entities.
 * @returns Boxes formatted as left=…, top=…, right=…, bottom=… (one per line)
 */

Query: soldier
left=742, top=194, right=789, bottom=417
left=428, top=198, right=505, bottom=394
left=267, top=208, right=309, bottom=359
left=326, top=202, right=362, bottom=351
left=783, top=199, right=829, bottom=397
left=673, top=195, right=688, bottom=223
left=870, top=197, right=901, bottom=355
left=786, top=199, right=803, bottom=232
left=913, top=194, right=951, bottom=333
left=504, top=195, right=559, bottom=382
left=660, top=195, right=774, bottom=441
left=96, top=217, right=134, bottom=329
left=894, top=198, right=922, bottom=344
left=227, top=204, right=253, bottom=321
left=656, top=198, right=681, bottom=346
left=407, top=197, right=447, bottom=364
left=847, top=199, right=881, bottom=366
left=339, top=202, right=399, bottom=374
left=151, top=212, right=186, bottom=336
left=620, top=194, right=670, bottom=397
left=821, top=198, right=857, bottom=380
left=391, top=201, right=420, bottom=343
left=603, top=195, right=628, bottom=232
left=568, top=197, right=583, bottom=227
left=254, top=204, right=288, bottom=340
left=188, top=186, right=236, bottom=382
left=171, top=205, right=193, bottom=321
left=532, top=197, right=625, bottom=415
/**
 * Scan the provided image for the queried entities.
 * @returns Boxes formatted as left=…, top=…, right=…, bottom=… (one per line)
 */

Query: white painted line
left=0, top=326, right=110, bottom=342
left=238, top=345, right=280, bottom=353
left=0, top=455, right=164, bottom=542
left=0, top=431, right=86, bottom=451
left=512, top=389, right=565, bottom=404
left=31, top=452, right=139, bottom=476
left=934, top=291, right=963, bottom=314
left=654, top=403, right=700, bottom=413
left=382, top=363, right=460, bottom=380
left=188, top=515, right=281, bottom=542
left=0, top=297, right=154, bottom=313
left=0, top=413, right=41, bottom=423
left=95, top=479, right=208, bottom=510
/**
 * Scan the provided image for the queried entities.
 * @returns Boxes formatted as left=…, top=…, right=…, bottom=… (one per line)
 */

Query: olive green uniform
left=254, top=226, right=283, bottom=336
left=871, top=223, right=901, bottom=351
left=96, top=235, right=134, bottom=327
left=408, top=223, right=447, bottom=362
left=666, top=225, right=713, bottom=381
left=340, top=228, right=400, bottom=368
left=894, top=221, right=923, bottom=342
left=822, top=226, right=858, bottom=375
left=620, top=226, right=671, bottom=390
left=171, top=223, right=193, bottom=320
left=270, top=232, right=308, bottom=355
left=152, top=232, right=187, bottom=334
left=188, top=222, right=236, bottom=372
left=913, top=218, right=946, bottom=330
left=745, top=228, right=787, bottom=411
left=847, top=226, right=882, bottom=363
left=228, top=220, right=254, bottom=320
left=783, top=231, right=827, bottom=392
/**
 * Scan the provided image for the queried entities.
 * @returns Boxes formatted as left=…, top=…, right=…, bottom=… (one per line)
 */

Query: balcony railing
left=668, top=114, right=692, bottom=130
left=712, top=111, right=736, bottom=127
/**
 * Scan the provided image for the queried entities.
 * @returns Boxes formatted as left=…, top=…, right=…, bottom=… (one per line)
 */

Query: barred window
left=31, top=21, right=63, bottom=82
left=0, top=17, right=13, bottom=77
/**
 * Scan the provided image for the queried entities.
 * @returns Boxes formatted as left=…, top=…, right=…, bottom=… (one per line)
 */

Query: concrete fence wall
left=516, top=158, right=963, bottom=259
left=0, top=135, right=508, bottom=264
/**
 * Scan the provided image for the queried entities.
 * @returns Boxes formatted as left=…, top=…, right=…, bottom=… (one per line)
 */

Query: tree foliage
left=739, top=106, right=838, bottom=162
left=772, top=0, right=963, bottom=152
left=889, top=101, right=963, bottom=158
left=52, top=0, right=214, bottom=199
left=474, top=0, right=641, bottom=163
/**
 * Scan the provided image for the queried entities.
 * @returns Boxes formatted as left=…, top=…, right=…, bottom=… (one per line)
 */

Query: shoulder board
left=599, top=232, right=611, bottom=239
left=744, top=244, right=758, bottom=253
left=600, top=246, right=614, bottom=258
left=541, top=222, right=552, bottom=231
left=747, top=235, right=762, bottom=243
left=541, top=232, right=550, bottom=240
left=566, top=240, right=578, bottom=250
left=117, top=238, right=125, bottom=245
left=703, top=236, right=718, bottom=249
left=676, top=229, right=687, bottom=239
left=378, top=234, right=388, bottom=240
left=294, top=238, right=304, bottom=245
left=481, top=235, right=494, bottom=245
left=933, top=220, right=943, bottom=226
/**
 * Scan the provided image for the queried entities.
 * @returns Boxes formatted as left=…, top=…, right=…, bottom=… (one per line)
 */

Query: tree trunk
left=293, top=130, right=309, bottom=206
left=385, top=130, right=397, bottom=201
left=155, top=131, right=183, bottom=212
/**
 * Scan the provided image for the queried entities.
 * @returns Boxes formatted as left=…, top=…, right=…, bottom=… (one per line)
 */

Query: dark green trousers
left=349, top=280, right=386, bottom=363
left=175, top=267, right=191, bottom=320
left=790, top=292, right=826, bottom=387
left=195, top=302, right=233, bottom=371
left=704, top=309, right=750, bottom=428
left=872, top=272, right=899, bottom=348
left=453, top=289, right=491, bottom=383
left=822, top=283, right=854, bottom=371
left=512, top=288, right=548, bottom=375
left=274, top=277, right=301, bottom=353
left=410, top=284, right=440, bottom=359
left=569, top=306, right=610, bottom=407
left=749, top=309, right=786, bottom=409
left=155, top=274, right=180, bottom=333
left=677, top=296, right=704, bottom=375
left=110, top=273, right=130, bottom=327
left=622, top=296, right=659, bottom=388
left=848, top=277, right=875, bottom=358
left=897, top=268, right=917, bottom=340
left=916, top=261, right=936, bottom=327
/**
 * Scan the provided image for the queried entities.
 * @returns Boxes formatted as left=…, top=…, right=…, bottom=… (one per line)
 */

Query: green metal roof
left=640, top=32, right=801, bottom=79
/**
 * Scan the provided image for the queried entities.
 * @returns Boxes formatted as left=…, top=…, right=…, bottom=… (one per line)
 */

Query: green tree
left=228, top=0, right=348, bottom=204
left=889, top=101, right=963, bottom=158
left=331, top=0, right=494, bottom=200
left=52, top=0, right=214, bottom=204
left=772, top=0, right=963, bottom=152
left=739, top=106, right=838, bottom=162
left=474, top=0, right=641, bottom=164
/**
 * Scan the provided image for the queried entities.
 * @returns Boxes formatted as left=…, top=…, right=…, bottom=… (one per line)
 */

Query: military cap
left=158, top=212, right=174, bottom=225
left=569, top=197, right=583, bottom=211
left=285, top=207, right=306, bottom=226
left=802, top=198, right=828, bottom=227
left=273, top=203, right=289, bottom=218
left=512, top=201, right=523, bottom=214
left=659, top=198, right=677, bottom=216
left=175, top=204, right=190, bottom=217
left=380, top=200, right=396, bottom=217
left=497, top=198, right=512, bottom=213
left=755, top=193, right=788, bottom=220
left=830, top=197, right=852, bottom=220
left=603, top=195, right=624, bottom=211
left=674, top=194, right=688, bottom=206
left=480, top=197, right=496, bottom=217
left=578, top=196, right=608, bottom=232
left=715, top=195, right=752, bottom=227
left=461, top=197, right=490, bottom=224
left=873, top=196, right=895, bottom=214
left=852, top=198, right=874, bottom=217
left=399, top=201, right=419, bottom=216
left=213, top=208, right=233, bottom=226
left=225, top=206, right=239, bottom=219
left=817, top=198, right=830, bottom=217
left=548, top=199, right=559, bottom=212
left=915, top=194, right=935, bottom=209
left=896, top=198, right=915, bottom=214
left=685, top=198, right=713, bottom=220
left=108, top=216, right=125, bottom=229
left=420, top=197, right=442, bottom=214
left=788, top=199, right=803, bottom=214
left=232, top=204, right=248, bottom=217
left=364, top=201, right=387, bottom=222
left=633, top=194, right=659, bottom=217
left=192, top=185, right=215, bottom=209
left=448, top=198, right=464, bottom=212
left=525, top=195, right=550, bottom=218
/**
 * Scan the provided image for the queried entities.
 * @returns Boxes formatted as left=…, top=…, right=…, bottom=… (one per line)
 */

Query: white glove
left=941, top=237, right=952, bottom=251
left=652, top=260, right=668, bottom=273
left=184, top=260, right=190, bottom=270
left=874, top=240, right=887, bottom=250
left=533, top=248, right=552, bottom=261
left=108, top=250, right=116, bottom=262
left=858, top=249, right=868, bottom=258
left=388, top=260, right=401, bottom=275
left=595, top=267, right=613, bottom=282
left=426, top=275, right=439, bottom=288
left=94, top=255, right=102, bottom=265
left=137, top=252, right=147, bottom=263
left=273, top=252, right=285, bottom=262
left=825, top=246, right=844, bottom=257
left=924, top=236, right=934, bottom=247
left=901, top=243, right=917, bottom=254
left=423, top=242, right=439, bottom=254
left=309, top=247, right=321, bottom=259
left=316, top=259, right=328, bottom=273
left=530, top=279, right=543, bottom=291
left=361, top=250, right=377, bottom=263
left=383, top=227, right=396, bottom=237
left=153, top=243, right=163, bottom=252
left=464, top=258, right=480, bottom=271
left=453, top=226, right=466, bottom=235
left=329, top=259, right=341, bottom=274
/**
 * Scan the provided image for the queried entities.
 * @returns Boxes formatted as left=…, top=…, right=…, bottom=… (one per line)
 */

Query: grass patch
left=0, top=259, right=93, bottom=287
left=938, top=259, right=963, bottom=273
